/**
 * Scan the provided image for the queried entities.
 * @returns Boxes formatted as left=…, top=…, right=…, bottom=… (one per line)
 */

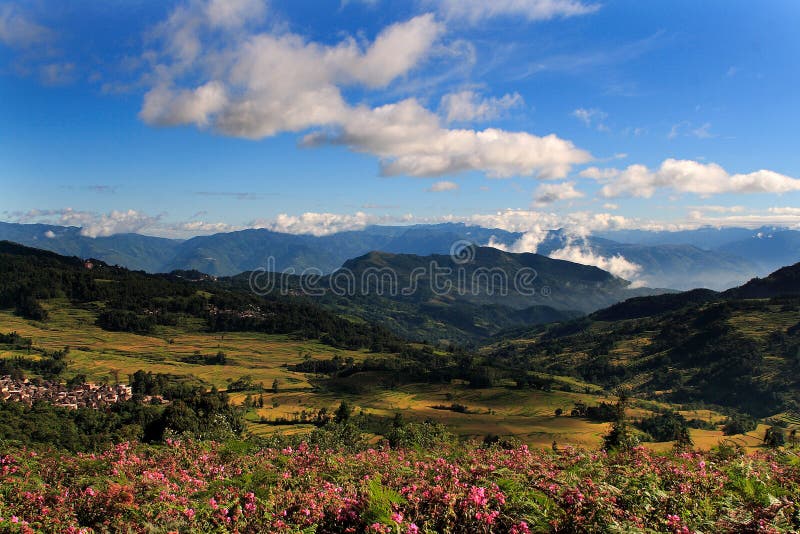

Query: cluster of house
left=0, top=376, right=134, bottom=410
left=207, top=304, right=266, bottom=320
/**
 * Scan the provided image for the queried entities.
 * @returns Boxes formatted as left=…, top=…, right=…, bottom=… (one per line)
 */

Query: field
left=0, top=301, right=786, bottom=450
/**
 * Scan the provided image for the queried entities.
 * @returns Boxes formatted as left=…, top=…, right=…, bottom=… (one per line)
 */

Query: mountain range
left=1, top=221, right=798, bottom=291
left=236, top=247, right=663, bottom=343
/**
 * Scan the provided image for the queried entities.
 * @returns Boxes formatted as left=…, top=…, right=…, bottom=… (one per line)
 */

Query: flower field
left=0, top=440, right=798, bottom=533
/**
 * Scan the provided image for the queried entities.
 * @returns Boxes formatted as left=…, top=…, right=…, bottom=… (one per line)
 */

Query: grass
left=2, top=300, right=793, bottom=450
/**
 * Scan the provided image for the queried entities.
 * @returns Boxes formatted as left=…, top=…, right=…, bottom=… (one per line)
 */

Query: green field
left=2, top=299, right=780, bottom=451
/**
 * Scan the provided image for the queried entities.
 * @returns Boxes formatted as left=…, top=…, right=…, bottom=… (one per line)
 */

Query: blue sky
left=1, top=0, right=799, bottom=238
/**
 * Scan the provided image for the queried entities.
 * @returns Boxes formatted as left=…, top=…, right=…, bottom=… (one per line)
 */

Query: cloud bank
left=582, top=159, right=800, bottom=198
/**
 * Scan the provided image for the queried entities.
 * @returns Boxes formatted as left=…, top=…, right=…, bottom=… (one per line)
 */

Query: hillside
left=486, top=262, right=800, bottom=418
left=227, top=247, right=664, bottom=342
left=1, top=240, right=797, bottom=453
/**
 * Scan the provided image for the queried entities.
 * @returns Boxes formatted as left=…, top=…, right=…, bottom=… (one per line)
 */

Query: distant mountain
left=595, top=226, right=775, bottom=249
left=291, top=247, right=664, bottom=342
left=2, top=221, right=797, bottom=291
left=0, top=222, right=179, bottom=272
left=595, top=226, right=800, bottom=285
left=166, top=223, right=520, bottom=275
left=534, top=230, right=760, bottom=290
left=716, top=230, right=800, bottom=274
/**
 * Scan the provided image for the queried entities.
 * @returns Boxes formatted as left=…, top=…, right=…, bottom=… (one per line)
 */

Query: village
left=0, top=375, right=136, bottom=410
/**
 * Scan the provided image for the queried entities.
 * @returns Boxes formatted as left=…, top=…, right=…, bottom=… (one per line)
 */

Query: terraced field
left=0, top=301, right=376, bottom=391
left=1, top=300, right=792, bottom=450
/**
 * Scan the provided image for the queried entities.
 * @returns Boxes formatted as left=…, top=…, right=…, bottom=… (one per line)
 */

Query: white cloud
left=769, top=207, right=800, bottom=216
left=602, top=203, right=618, bottom=210
left=205, top=0, right=267, bottom=29
left=139, top=1, right=590, bottom=180
left=76, top=210, right=159, bottom=238
left=583, top=159, right=800, bottom=198
left=142, top=9, right=443, bottom=135
left=434, top=0, right=600, bottom=23
left=440, top=90, right=523, bottom=123
left=689, top=205, right=745, bottom=214
left=691, top=122, right=713, bottom=139
left=427, top=180, right=459, bottom=192
left=549, top=242, right=643, bottom=283
left=683, top=210, right=800, bottom=229
left=13, top=208, right=159, bottom=238
left=44, top=230, right=56, bottom=239
left=255, top=211, right=402, bottom=236
left=480, top=210, right=643, bottom=282
left=304, top=98, right=591, bottom=178
left=668, top=121, right=714, bottom=140
left=141, top=81, right=228, bottom=127
left=572, top=107, right=608, bottom=130
left=0, top=4, right=51, bottom=48
left=39, top=62, right=76, bottom=86
left=533, top=181, right=584, bottom=205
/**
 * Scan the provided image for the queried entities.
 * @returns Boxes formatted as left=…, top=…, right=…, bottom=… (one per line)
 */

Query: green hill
left=485, top=262, right=800, bottom=418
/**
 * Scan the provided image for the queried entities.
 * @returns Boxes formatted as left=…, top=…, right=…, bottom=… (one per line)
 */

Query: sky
left=1, top=0, right=800, bottom=239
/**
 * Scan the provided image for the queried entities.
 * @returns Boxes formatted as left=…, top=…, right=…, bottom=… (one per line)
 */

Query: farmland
left=0, top=301, right=779, bottom=451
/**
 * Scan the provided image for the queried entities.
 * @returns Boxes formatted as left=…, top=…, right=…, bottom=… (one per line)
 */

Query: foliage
left=0, top=440, right=799, bottom=532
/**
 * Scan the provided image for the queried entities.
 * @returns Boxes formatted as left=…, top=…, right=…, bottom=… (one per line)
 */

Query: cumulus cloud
left=0, top=4, right=51, bottom=48
left=255, top=211, right=409, bottom=236
left=582, top=159, right=800, bottom=198
left=533, top=181, right=584, bottom=206
left=478, top=209, right=643, bottom=282
left=427, top=180, right=459, bottom=192
left=305, top=98, right=590, bottom=178
left=440, top=90, right=523, bottom=123
left=138, top=1, right=590, bottom=179
left=142, top=8, right=443, bottom=134
left=141, top=81, right=228, bottom=127
left=434, top=0, right=600, bottom=23
left=44, top=230, right=56, bottom=239
left=549, top=242, right=643, bottom=283
left=12, top=208, right=159, bottom=238
left=76, top=210, right=159, bottom=238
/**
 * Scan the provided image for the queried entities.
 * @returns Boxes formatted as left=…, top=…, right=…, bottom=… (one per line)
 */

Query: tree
left=602, top=391, right=637, bottom=452
left=764, top=426, right=786, bottom=448
left=334, top=401, right=352, bottom=424
left=272, top=379, right=280, bottom=394
left=673, top=426, right=694, bottom=451
left=554, top=408, right=563, bottom=417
